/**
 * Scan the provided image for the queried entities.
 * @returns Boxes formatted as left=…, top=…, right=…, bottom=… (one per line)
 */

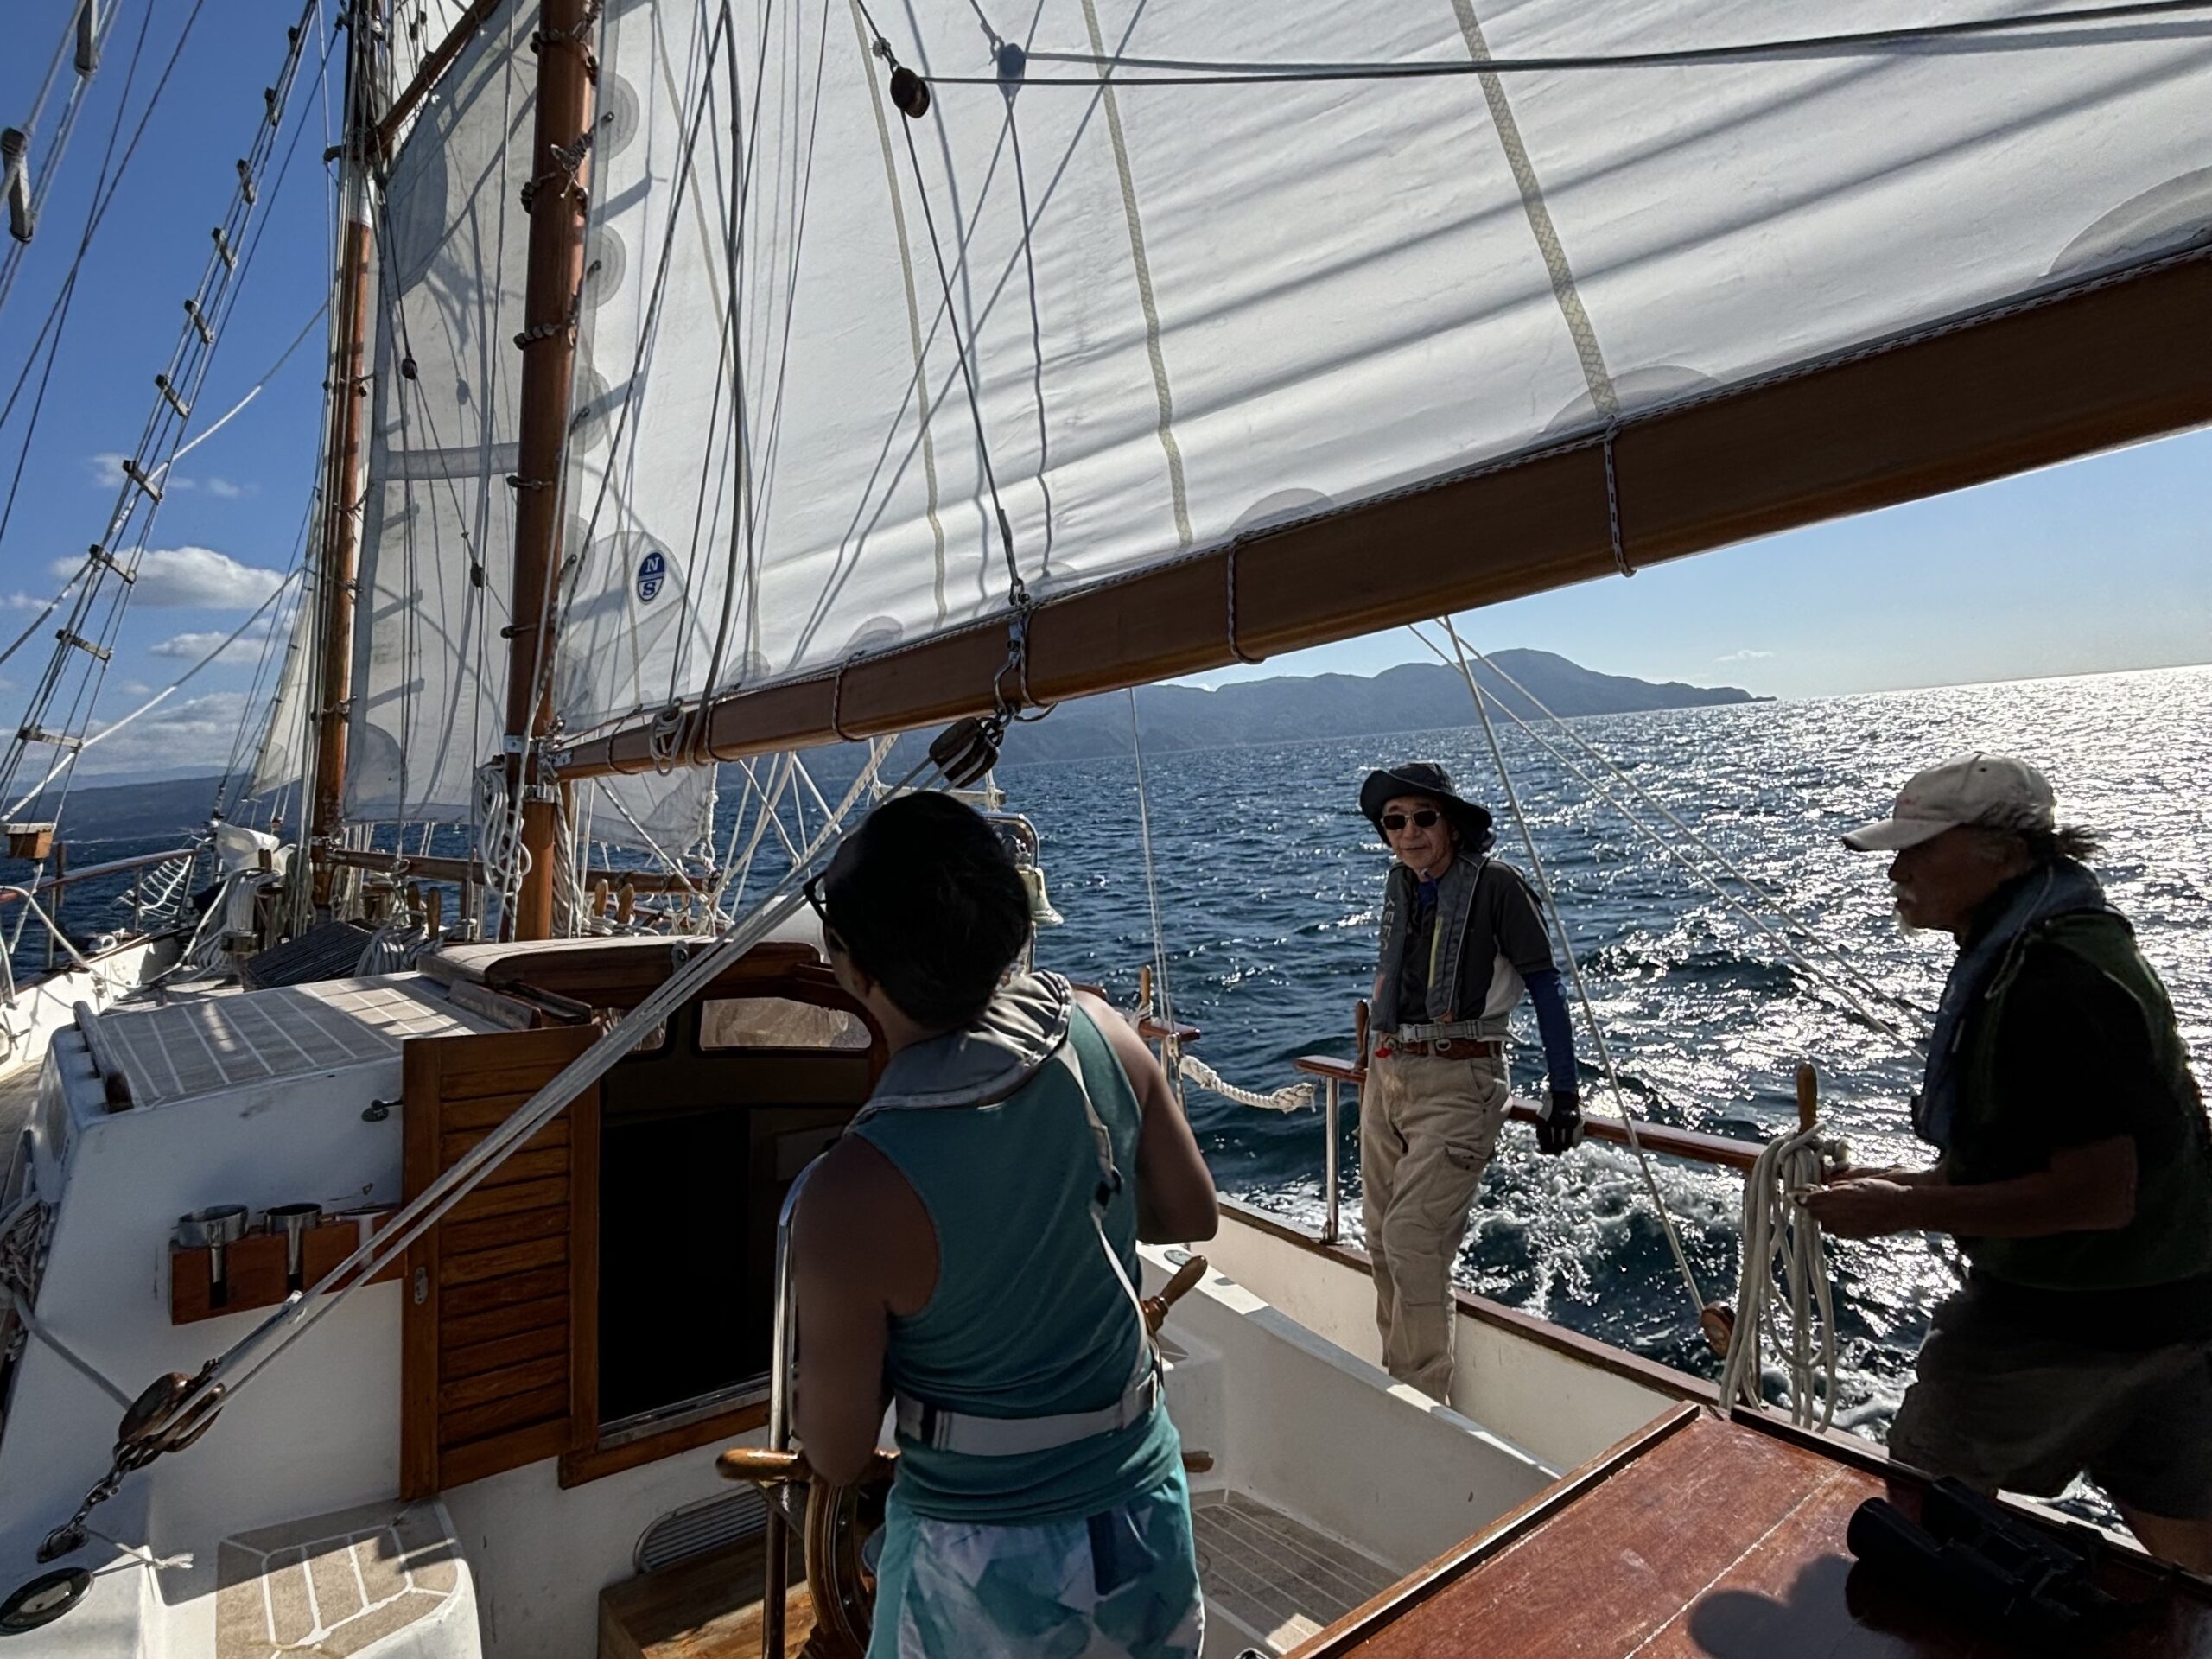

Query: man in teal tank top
left=791, top=793, right=1220, bottom=1658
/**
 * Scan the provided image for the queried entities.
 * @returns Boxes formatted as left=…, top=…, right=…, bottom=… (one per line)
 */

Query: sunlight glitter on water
left=1009, top=664, right=2212, bottom=1443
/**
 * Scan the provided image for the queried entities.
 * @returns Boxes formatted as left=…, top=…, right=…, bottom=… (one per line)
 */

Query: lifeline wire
left=1428, top=618, right=1710, bottom=1320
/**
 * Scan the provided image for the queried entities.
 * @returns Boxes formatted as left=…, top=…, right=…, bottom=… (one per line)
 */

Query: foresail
left=247, top=590, right=316, bottom=801
left=548, top=0, right=2210, bottom=756
left=346, top=0, right=712, bottom=857
left=346, top=2, right=531, bottom=830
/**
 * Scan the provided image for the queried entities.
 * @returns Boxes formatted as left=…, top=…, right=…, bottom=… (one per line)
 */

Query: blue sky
left=2, top=3, right=2206, bottom=784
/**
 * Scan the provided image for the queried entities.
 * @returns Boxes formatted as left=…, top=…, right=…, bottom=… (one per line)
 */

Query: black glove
left=1535, top=1090, right=1583, bottom=1155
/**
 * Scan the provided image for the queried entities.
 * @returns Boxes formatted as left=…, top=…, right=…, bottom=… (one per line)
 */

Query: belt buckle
left=1434, top=1037, right=1455, bottom=1056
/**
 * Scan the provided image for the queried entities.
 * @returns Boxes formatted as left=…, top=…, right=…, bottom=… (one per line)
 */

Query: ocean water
left=1005, top=664, right=2212, bottom=1444
left=10, top=665, right=2208, bottom=1460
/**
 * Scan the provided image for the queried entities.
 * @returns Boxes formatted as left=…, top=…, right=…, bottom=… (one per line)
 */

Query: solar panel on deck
left=239, top=921, right=376, bottom=990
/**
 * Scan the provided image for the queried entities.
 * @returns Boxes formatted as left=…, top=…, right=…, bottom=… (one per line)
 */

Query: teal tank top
left=852, top=998, right=1182, bottom=1524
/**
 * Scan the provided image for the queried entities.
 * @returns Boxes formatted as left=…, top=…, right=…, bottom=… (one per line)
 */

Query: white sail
left=346, top=0, right=710, bottom=855
left=542, top=0, right=2212, bottom=744
left=246, top=587, right=316, bottom=800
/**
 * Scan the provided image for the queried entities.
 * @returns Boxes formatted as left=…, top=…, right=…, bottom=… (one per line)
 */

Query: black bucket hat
left=1359, top=761, right=1495, bottom=852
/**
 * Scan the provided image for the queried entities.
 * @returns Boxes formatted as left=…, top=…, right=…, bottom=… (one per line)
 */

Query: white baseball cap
left=1840, top=753, right=2056, bottom=852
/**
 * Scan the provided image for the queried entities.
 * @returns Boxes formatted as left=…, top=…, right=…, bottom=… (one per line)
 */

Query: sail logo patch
left=635, top=549, right=668, bottom=603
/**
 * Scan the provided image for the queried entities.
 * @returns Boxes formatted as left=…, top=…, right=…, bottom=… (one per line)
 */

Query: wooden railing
left=1293, top=1053, right=1762, bottom=1172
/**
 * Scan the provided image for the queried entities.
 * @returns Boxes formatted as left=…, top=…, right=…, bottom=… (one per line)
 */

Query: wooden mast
left=501, top=0, right=595, bottom=939
left=307, top=0, right=378, bottom=906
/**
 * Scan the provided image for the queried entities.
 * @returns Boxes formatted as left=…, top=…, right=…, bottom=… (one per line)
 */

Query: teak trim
left=561, top=1400, right=771, bottom=1489
left=1287, top=1403, right=1704, bottom=1657
left=559, top=251, right=2212, bottom=772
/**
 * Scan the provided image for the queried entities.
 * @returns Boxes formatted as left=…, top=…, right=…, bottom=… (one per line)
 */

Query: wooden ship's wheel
left=719, top=1255, right=1211, bottom=1656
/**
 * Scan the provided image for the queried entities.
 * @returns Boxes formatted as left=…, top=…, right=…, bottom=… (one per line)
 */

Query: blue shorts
left=866, top=1471, right=1204, bottom=1659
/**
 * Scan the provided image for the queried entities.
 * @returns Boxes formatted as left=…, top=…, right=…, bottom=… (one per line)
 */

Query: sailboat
left=1, top=0, right=2209, bottom=1652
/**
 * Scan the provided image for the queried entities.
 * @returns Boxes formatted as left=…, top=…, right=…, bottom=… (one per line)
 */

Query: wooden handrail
left=1068, top=981, right=1199, bottom=1049
left=1294, top=1052, right=1762, bottom=1173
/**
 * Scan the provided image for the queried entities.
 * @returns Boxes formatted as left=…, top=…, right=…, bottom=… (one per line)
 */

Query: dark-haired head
left=817, top=793, right=1032, bottom=1032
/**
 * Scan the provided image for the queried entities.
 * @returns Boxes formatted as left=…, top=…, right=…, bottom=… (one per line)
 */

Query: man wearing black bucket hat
left=1357, top=761, right=1582, bottom=1402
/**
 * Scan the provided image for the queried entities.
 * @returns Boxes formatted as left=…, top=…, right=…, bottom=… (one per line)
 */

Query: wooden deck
left=598, top=1530, right=812, bottom=1659
left=1295, top=1408, right=2212, bottom=1657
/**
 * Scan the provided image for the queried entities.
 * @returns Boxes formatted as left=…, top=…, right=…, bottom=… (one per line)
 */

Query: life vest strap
left=894, top=1363, right=1160, bottom=1457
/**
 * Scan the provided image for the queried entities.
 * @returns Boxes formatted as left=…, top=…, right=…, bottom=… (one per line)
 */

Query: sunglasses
left=1381, top=809, right=1442, bottom=835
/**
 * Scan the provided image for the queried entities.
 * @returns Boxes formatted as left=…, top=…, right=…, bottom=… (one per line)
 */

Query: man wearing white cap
left=1807, top=753, right=2212, bottom=1568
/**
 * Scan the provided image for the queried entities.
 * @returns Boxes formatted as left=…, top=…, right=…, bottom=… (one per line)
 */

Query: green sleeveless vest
left=1950, top=911, right=2212, bottom=1290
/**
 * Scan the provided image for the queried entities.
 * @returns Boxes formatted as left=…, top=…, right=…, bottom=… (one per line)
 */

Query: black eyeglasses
left=1381, top=809, right=1441, bottom=835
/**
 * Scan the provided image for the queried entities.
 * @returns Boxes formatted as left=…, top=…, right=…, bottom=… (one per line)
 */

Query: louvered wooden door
left=399, top=1025, right=599, bottom=1498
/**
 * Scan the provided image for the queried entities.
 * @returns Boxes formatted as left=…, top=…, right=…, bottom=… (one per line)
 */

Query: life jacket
left=1370, top=856, right=1514, bottom=1041
left=1944, top=906, right=2212, bottom=1290
left=851, top=972, right=1160, bottom=1458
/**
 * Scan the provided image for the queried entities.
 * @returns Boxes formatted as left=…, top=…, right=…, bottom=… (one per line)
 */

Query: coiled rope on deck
left=1719, top=1123, right=1843, bottom=1428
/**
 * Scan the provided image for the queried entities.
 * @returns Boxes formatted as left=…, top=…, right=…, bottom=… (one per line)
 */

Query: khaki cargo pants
left=1359, top=1050, right=1510, bottom=1402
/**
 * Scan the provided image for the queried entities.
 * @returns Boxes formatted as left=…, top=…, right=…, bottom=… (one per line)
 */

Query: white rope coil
left=1176, top=1053, right=1313, bottom=1113
left=1719, top=1121, right=1843, bottom=1430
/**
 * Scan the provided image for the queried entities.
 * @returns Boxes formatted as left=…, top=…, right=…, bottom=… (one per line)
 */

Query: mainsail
left=361, top=0, right=2212, bottom=783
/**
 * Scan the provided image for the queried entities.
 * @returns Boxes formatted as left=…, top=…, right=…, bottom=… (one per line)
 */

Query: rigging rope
left=1717, top=1123, right=1842, bottom=1430
left=0, top=0, right=319, bottom=833
left=1442, top=643, right=1931, bottom=1045
left=202, top=727, right=992, bottom=1412
left=1428, top=618, right=1711, bottom=1319
left=0, top=0, right=121, bottom=323
left=1125, top=690, right=1183, bottom=1089
left=910, top=0, right=2212, bottom=88
left=0, top=572, right=302, bottom=823
left=874, top=21, right=1026, bottom=607
left=1175, top=1053, right=1313, bottom=1113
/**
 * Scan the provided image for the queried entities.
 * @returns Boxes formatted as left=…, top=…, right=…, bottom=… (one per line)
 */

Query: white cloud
left=3, top=591, right=52, bottom=610
left=85, top=451, right=196, bottom=492
left=205, top=477, right=251, bottom=499
left=148, top=620, right=280, bottom=665
left=73, top=691, right=254, bottom=779
left=48, top=546, right=283, bottom=609
left=1715, top=649, right=1776, bottom=664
